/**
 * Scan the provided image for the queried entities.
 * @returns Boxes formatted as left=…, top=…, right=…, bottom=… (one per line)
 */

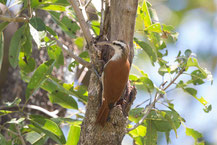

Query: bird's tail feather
left=95, top=102, right=110, bottom=126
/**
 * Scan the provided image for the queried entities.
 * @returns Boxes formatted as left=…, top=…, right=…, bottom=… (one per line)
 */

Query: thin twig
left=99, top=0, right=104, bottom=35
left=15, top=125, right=26, bottom=145
left=27, top=0, right=32, bottom=18
left=47, top=34, right=92, bottom=69
left=1, top=126, right=19, bottom=136
left=0, top=15, right=28, bottom=22
left=68, top=0, right=93, bottom=45
left=127, top=93, right=162, bottom=132
left=127, top=68, right=185, bottom=132
left=163, top=68, right=185, bottom=90
left=134, top=99, right=149, bottom=108
left=84, top=0, right=92, bottom=8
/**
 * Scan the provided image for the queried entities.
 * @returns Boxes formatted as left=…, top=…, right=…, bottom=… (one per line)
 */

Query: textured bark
left=79, top=0, right=138, bottom=144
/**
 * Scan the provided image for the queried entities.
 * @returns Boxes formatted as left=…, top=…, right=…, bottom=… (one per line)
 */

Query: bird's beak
left=96, top=41, right=113, bottom=46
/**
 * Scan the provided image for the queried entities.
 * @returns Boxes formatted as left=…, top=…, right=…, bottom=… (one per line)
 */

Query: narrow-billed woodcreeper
left=96, top=40, right=130, bottom=126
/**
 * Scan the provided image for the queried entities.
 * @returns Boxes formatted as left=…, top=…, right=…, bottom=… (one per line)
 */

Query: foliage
left=0, top=0, right=213, bottom=145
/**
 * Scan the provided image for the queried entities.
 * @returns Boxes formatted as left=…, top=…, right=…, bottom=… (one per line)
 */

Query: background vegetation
left=0, top=0, right=216, bottom=145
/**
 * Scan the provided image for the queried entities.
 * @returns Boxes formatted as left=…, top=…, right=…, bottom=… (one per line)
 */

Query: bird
left=95, top=40, right=130, bottom=126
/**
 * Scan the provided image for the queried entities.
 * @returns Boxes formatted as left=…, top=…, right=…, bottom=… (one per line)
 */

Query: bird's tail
left=95, top=101, right=110, bottom=126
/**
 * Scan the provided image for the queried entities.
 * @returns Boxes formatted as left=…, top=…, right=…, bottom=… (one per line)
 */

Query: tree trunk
left=78, top=0, right=138, bottom=144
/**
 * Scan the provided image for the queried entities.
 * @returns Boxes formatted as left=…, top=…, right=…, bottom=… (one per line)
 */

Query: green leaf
left=130, top=69, right=155, bottom=93
left=68, top=84, right=88, bottom=103
left=41, top=78, right=70, bottom=93
left=197, top=97, right=208, bottom=106
left=30, top=17, right=46, bottom=31
left=186, top=56, right=213, bottom=83
left=0, top=133, right=7, bottom=145
left=203, top=104, right=212, bottom=113
left=29, top=24, right=46, bottom=48
left=165, top=131, right=171, bottom=144
left=162, top=24, right=176, bottom=34
left=145, top=23, right=162, bottom=33
left=148, top=110, right=181, bottom=134
left=187, top=57, right=199, bottom=67
left=146, top=120, right=157, bottom=145
left=4, top=97, right=21, bottom=107
left=186, top=127, right=203, bottom=140
left=140, top=76, right=154, bottom=93
left=9, top=25, right=25, bottom=68
left=51, top=117, right=80, bottom=125
left=46, top=26, right=57, bottom=36
left=0, top=110, right=13, bottom=117
left=41, top=78, right=87, bottom=103
left=7, top=118, right=25, bottom=124
left=128, top=124, right=146, bottom=145
left=30, top=0, right=69, bottom=9
left=25, top=131, right=47, bottom=145
left=19, top=52, right=36, bottom=73
left=0, top=21, right=9, bottom=32
left=134, top=38, right=156, bottom=65
left=190, top=70, right=206, bottom=85
left=79, top=51, right=90, bottom=62
left=66, top=125, right=81, bottom=145
left=49, top=11, right=80, bottom=38
left=30, top=115, right=66, bottom=144
left=184, top=49, right=192, bottom=58
left=91, top=21, right=100, bottom=35
left=135, top=6, right=145, bottom=31
left=157, top=111, right=179, bottom=137
left=49, top=91, right=78, bottom=109
left=25, top=59, right=55, bottom=100
left=128, top=125, right=146, bottom=137
left=129, top=74, right=139, bottom=81
left=74, top=37, right=84, bottom=49
left=158, top=64, right=178, bottom=76
left=184, top=87, right=197, bottom=96
left=0, top=32, right=3, bottom=71
left=176, top=80, right=187, bottom=88
left=134, top=136, right=146, bottom=145
left=183, top=87, right=209, bottom=110
left=142, top=1, right=152, bottom=27
left=40, top=4, right=66, bottom=11
left=129, top=108, right=144, bottom=123
left=47, top=45, right=64, bottom=68
left=162, top=24, right=179, bottom=42
left=22, top=26, right=33, bottom=56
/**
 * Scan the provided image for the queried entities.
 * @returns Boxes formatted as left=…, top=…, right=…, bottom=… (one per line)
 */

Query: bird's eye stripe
left=112, top=41, right=126, bottom=48
left=113, top=43, right=125, bottom=49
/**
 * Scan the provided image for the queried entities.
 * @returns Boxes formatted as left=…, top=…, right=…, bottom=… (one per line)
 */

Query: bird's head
left=96, top=40, right=129, bottom=58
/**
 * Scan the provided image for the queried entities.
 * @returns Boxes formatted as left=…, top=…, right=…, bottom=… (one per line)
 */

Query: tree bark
left=78, top=0, right=138, bottom=145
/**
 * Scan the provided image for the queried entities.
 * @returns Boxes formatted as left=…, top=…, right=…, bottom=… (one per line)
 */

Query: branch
left=84, top=0, right=92, bottom=8
left=0, top=15, right=29, bottom=22
left=47, top=34, right=92, bottom=69
left=99, top=0, right=104, bottom=35
left=0, top=104, right=59, bottom=118
left=68, top=0, right=93, bottom=45
left=127, top=68, right=185, bottom=132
